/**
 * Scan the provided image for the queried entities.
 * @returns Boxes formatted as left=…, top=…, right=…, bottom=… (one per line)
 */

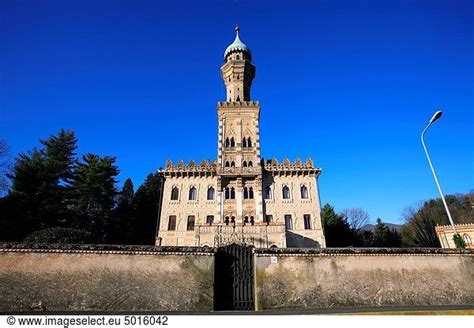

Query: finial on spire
left=234, top=0, right=239, bottom=32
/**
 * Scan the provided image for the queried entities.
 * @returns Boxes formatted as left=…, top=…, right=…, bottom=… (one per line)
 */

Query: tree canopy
left=400, top=194, right=473, bottom=247
left=0, top=130, right=162, bottom=245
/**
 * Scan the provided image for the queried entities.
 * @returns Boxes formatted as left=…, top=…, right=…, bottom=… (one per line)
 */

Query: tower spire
left=234, top=0, right=239, bottom=31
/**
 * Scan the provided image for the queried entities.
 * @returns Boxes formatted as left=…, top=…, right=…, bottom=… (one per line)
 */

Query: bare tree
left=341, top=207, right=370, bottom=231
left=0, top=139, right=10, bottom=194
left=400, top=203, right=441, bottom=247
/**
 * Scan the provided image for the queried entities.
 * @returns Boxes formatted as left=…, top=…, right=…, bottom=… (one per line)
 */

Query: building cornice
left=263, top=157, right=322, bottom=176
left=158, top=159, right=217, bottom=176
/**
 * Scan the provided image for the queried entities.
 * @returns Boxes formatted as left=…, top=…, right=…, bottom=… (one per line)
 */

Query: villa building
left=155, top=27, right=326, bottom=248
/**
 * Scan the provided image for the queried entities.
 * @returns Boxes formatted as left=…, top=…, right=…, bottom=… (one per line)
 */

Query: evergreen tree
left=70, top=153, right=119, bottom=242
left=321, top=203, right=354, bottom=247
left=132, top=173, right=163, bottom=245
left=110, top=178, right=135, bottom=243
left=119, top=178, right=134, bottom=206
left=372, top=218, right=401, bottom=247
left=40, top=129, right=77, bottom=226
left=8, top=130, right=77, bottom=230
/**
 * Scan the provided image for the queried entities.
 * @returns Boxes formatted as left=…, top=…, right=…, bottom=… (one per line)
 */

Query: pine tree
left=132, top=173, right=163, bottom=245
left=321, top=203, right=354, bottom=247
left=373, top=218, right=401, bottom=247
left=110, top=178, right=135, bottom=243
left=8, top=130, right=78, bottom=230
left=70, top=153, right=119, bottom=242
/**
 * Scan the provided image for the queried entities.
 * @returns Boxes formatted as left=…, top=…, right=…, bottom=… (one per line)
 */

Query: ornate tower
left=216, top=27, right=264, bottom=224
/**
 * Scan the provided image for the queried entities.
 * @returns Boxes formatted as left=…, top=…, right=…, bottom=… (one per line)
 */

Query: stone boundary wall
left=255, top=248, right=474, bottom=310
left=0, top=244, right=215, bottom=312
left=1, top=244, right=473, bottom=312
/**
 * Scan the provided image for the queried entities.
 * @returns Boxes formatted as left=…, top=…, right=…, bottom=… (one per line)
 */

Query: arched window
left=250, top=216, right=255, bottom=225
left=225, top=161, right=230, bottom=167
left=249, top=187, right=254, bottom=199
left=230, top=187, right=235, bottom=199
left=264, top=186, right=272, bottom=199
left=247, top=137, right=252, bottom=147
left=243, top=161, right=247, bottom=167
left=248, top=161, right=253, bottom=167
left=244, top=216, right=249, bottom=225
left=171, top=187, right=179, bottom=200
left=225, top=187, right=230, bottom=199
left=231, top=161, right=235, bottom=167
left=242, top=138, right=247, bottom=147
left=243, top=187, right=249, bottom=199
left=282, top=186, right=290, bottom=199
left=189, top=187, right=197, bottom=200
left=225, top=216, right=230, bottom=225
left=225, top=138, right=230, bottom=148
left=300, top=185, right=309, bottom=199
left=207, top=187, right=215, bottom=200
left=231, top=216, right=236, bottom=225
left=230, top=137, right=235, bottom=147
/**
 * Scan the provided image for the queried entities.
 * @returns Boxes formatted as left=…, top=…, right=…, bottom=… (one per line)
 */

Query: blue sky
left=1, top=0, right=473, bottom=224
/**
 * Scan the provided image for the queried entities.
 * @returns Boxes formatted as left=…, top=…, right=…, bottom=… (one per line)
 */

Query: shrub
left=453, top=233, right=466, bottom=249
left=23, top=227, right=94, bottom=244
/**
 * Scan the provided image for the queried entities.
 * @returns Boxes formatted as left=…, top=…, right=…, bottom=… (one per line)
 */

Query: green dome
left=224, top=27, right=252, bottom=60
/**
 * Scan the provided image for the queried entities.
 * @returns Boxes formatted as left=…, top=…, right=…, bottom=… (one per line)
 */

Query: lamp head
left=429, top=110, right=443, bottom=124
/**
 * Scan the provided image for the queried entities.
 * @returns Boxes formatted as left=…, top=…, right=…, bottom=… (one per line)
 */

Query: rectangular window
left=206, top=215, right=214, bottom=225
left=168, top=215, right=177, bottom=231
left=284, top=214, right=293, bottom=230
left=264, top=215, right=273, bottom=224
left=304, top=214, right=311, bottom=230
left=187, top=215, right=195, bottom=231
left=264, top=186, right=272, bottom=199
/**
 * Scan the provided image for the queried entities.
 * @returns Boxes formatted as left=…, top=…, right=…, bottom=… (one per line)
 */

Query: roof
left=224, top=26, right=251, bottom=59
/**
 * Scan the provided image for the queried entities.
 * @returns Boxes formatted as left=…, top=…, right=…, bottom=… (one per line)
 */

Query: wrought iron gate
left=214, top=243, right=255, bottom=311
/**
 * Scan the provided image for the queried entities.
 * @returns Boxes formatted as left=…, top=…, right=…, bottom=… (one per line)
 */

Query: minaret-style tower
left=216, top=27, right=264, bottom=225
left=221, top=27, right=256, bottom=102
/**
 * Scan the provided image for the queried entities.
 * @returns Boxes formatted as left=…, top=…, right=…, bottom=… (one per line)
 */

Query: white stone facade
left=155, top=28, right=326, bottom=248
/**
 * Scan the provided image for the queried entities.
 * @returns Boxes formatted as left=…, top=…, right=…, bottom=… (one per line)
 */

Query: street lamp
left=421, top=110, right=457, bottom=234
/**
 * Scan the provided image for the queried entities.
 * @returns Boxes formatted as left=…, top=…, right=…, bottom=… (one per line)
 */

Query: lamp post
left=421, top=110, right=458, bottom=235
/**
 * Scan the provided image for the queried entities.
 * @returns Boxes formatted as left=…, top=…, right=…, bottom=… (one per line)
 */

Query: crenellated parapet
left=159, top=159, right=217, bottom=177
left=217, top=101, right=260, bottom=108
left=263, top=157, right=322, bottom=176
